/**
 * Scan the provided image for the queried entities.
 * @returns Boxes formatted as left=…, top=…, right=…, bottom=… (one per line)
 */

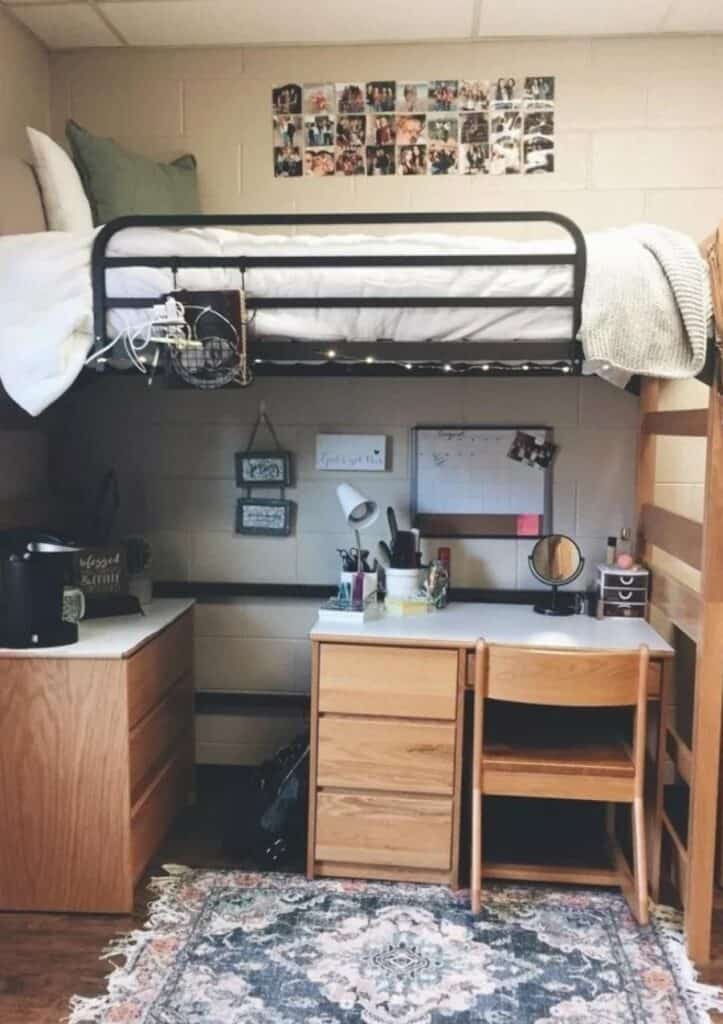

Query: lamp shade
left=336, top=483, right=379, bottom=530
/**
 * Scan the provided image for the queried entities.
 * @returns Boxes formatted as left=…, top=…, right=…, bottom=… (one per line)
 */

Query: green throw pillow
left=66, top=120, right=200, bottom=225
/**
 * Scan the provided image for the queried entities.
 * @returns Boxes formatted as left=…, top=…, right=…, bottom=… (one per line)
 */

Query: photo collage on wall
left=272, top=76, right=554, bottom=178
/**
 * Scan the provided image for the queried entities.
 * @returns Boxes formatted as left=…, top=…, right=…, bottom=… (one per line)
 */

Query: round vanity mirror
left=528, top=534, right=584, bottom=616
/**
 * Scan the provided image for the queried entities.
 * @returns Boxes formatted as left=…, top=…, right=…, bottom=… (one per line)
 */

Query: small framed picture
left=236, top=498, right=294, bottom=536
left=235, top=451, right=292, bottom=488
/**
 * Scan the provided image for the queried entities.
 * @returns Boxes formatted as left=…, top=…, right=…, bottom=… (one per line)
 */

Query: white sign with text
left=315, top=434, right=387, bottom=471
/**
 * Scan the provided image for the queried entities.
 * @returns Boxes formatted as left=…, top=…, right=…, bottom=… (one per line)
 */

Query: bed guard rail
left=91, top=210, right=587, bottom=379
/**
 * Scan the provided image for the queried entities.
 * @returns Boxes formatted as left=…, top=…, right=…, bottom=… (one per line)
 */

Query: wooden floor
left=2, top=766, right=723, bottom=1024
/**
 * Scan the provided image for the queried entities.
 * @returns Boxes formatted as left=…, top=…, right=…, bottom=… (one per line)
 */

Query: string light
left=253, top=350, right=579, bottom=377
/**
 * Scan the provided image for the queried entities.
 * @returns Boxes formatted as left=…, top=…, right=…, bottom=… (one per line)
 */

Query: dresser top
left=311, top=601, right=673, bottom=656
left=0, top=598, right=195, bottom=660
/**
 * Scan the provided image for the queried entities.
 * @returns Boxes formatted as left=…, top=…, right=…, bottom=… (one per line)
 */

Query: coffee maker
left=0, top=530, right=80, bottom=648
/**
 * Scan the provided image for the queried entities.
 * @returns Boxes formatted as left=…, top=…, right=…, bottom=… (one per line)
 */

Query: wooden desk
left=308, top=603, right=673, bottom=886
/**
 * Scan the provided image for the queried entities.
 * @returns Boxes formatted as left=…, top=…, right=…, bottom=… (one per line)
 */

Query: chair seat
left=483, top=737, right=633, bottom=777
left=482, top=704, right=634, bottom=778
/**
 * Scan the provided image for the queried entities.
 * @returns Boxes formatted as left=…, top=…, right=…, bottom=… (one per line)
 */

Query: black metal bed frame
left=91, top=210, right=587, bottom=379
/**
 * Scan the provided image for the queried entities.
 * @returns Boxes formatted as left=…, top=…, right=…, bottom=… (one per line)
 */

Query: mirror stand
left=533, top=583, right=577, bottom=617
left=528, top=534, right=585, bottom=617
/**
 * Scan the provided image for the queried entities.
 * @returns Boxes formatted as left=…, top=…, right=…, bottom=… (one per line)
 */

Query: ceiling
left=4, top=0, right=723, bottom=50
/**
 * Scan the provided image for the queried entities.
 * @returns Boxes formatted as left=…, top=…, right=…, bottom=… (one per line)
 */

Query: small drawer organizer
left=595, top=563, right=650, bottom=619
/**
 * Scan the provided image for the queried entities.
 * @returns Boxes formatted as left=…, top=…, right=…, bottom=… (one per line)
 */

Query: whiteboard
left=413, top=427, right=550, bottom=519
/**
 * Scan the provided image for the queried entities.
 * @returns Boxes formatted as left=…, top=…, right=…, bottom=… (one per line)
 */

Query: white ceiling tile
left=663, top=0, right=723, bottom=32
left=9, top=3, right=121, bottom=46
left=99, top=0, right=474, bottom=47
left=478, top=0, right=671, bottom=37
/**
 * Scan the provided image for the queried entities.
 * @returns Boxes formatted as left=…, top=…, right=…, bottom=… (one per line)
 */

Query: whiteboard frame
left=410, top=424, right=553, bottom=539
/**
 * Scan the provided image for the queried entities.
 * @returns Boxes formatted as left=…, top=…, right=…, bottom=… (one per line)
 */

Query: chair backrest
left=477, top=642, right=649, bottom=708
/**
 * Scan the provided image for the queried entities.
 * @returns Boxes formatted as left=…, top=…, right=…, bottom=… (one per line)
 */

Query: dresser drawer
left=130, top=733, right=193, bottom=883
left=127, top=610, right=193, bottom=727
left=315, top=791, right=453, bottom=870
left=130, top=672, right=193, bottom=803
left=318, top=644, right=458, bottom=719
left=318, top=717, right=455, bottom=795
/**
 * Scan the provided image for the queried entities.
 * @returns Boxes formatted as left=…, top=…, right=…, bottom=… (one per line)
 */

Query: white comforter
left=0, top=226, right=709, bottom=416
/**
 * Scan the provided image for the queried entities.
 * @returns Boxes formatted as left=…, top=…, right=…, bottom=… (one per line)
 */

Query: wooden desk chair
left=471, top=641, right=650, bottom=924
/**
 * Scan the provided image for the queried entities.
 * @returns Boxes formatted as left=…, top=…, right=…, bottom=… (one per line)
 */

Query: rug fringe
left=652, top=904, right=723, bottom=1024
left=63, top=865, right=195, bottom=1024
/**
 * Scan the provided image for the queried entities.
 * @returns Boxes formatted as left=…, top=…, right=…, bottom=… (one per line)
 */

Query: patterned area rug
left=68, top=869, right=723, bottom=1024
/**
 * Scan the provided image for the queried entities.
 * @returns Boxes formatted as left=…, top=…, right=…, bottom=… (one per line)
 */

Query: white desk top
left=0, top=598, right=195, bottom=660
left=311, top=601, right=674, bottom=656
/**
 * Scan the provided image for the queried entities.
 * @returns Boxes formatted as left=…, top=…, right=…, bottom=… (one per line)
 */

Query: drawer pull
left=619, top=576, right=634, bottom=586
left=618, top=590, right=633, bottom=601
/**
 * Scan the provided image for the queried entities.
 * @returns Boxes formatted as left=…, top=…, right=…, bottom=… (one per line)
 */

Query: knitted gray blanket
left=580, top=225, right=711, bottom=384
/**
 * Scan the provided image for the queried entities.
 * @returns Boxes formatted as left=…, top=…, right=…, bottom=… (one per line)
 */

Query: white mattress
left=0, top=223, right=708, bottom=416
left=105, top=228, right=575, bottom=344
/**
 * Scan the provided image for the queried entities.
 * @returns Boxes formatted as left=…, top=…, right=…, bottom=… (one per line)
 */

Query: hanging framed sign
left=235, top=403, right=295, bottom=536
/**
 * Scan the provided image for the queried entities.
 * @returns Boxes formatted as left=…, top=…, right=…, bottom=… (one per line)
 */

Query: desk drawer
left=318, top=717, right=455, bottom=795
left=127, top=611, right=193, bottom=727
left=316, top=791, right=452, bottom=870
left=130, top=733, right=193, bottom=883
left=130, top=672, right=193, bottom=803
left=318, top=644, right=457, bottom=719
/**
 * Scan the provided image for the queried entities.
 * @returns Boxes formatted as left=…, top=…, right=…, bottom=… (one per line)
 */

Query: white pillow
left=26, top=126, right=93, bottom=233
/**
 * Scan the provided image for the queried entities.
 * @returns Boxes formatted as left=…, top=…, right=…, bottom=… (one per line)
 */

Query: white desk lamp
left=336, top=483, right=379, bottom=573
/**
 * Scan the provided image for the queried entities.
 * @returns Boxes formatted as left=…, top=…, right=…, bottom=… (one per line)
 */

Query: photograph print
left=304, top=82, right=335, bottom=114
left=336, top=147, right=366, bottom=175
left=396, top=113, right=426, bottom=145
left=336, top=82, right=365, bottom=113
left=488, top=135, right=521, bottom=175
left=367, top=113, right=397, bottom=146
left=273, top=83, right=302, bottom=114
left=461, top=143, right=488, bottom=175
left=492, top=77, right=520, bottom=107
left=524, top=76, right=555, bottom=103
left=274, top=146, right=303, bottom=178
left=428, top=80, right=458, bottom=111
left=524, top=135, right=554, bottom=174
left=367, top=145, right=395, bottom=175
left=305, top=114, right=335, bottom=147
left=398, top=144, right=427, bottom=176
left=273, top=114, right=302, bottom=147
left=460, top=112, right=488, bottom=145
left=427, top=115, right=458, bottom=143
left=428, top=141, right=458, bottom=174
left=397, top=81, right=428, bottom=113
left=458, top=80, right=489, bottom=112
left=366, top=81, right=396, bottom=112
left=490, top=106, right=522, bottom=139
left=337, top=114, right=366, bottom=146
left=305, top=148, right=336, bottom=176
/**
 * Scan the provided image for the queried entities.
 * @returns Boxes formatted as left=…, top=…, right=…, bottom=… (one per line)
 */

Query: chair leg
left=471, top=787, right=482, bottom=914
left=632, top=796, right=649, bottom=926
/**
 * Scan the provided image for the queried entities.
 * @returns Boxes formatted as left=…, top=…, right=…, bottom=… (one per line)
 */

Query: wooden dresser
left=0, top=599, right=194, bottom=913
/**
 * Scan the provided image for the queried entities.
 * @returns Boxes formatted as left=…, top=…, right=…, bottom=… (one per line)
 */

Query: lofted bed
left=1, top=150, right=723, bottom=965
